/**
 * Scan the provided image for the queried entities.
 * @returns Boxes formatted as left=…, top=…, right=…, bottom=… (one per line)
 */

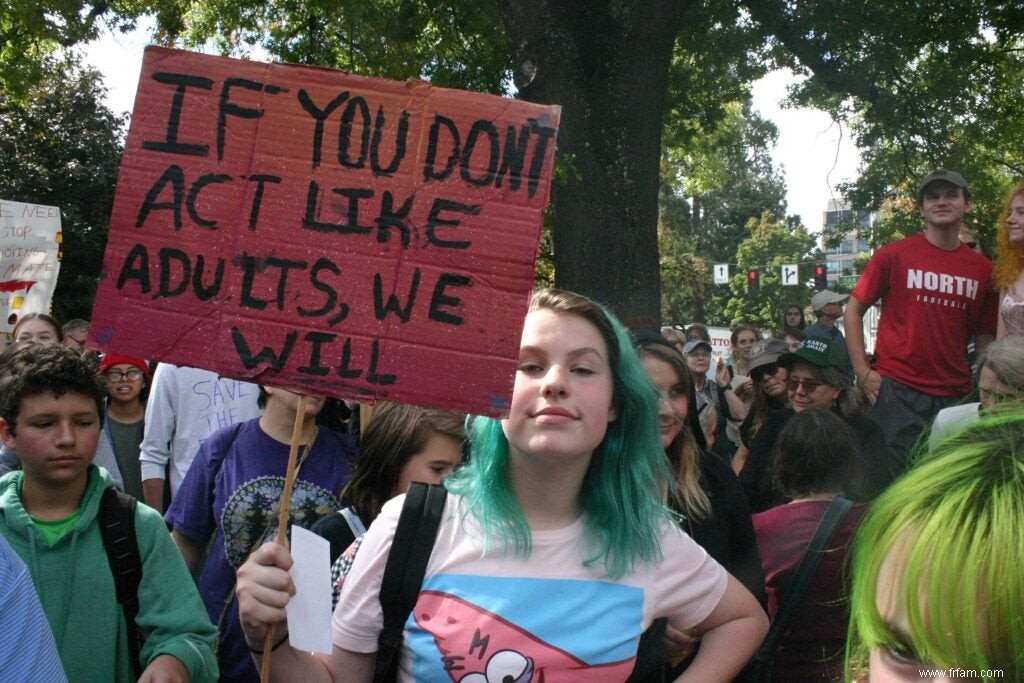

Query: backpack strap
left=98, top=487, right=144, bottom=679
left=374, top=482, right=447, bottom=682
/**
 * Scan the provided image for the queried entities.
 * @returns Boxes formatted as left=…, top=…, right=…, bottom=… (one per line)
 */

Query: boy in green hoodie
left=0, top=344, right=218, bottom=683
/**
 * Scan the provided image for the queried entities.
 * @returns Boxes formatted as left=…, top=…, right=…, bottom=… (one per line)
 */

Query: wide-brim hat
left=748, top=338, right=790, bottom=373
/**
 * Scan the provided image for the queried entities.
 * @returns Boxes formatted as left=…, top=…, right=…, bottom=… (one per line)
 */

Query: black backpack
left=97, top=486, right=144, bottom=679
left=373, top=482, right=448, bottom=682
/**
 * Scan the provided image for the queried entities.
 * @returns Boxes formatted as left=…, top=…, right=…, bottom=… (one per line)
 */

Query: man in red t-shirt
left=845, top=170, right=998, bottom=476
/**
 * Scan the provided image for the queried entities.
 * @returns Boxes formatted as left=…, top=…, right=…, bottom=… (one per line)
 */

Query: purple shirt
left=166, top=419, right=355, bottom=682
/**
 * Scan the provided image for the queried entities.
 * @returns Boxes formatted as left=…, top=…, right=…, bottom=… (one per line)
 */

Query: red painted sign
left=90, top=47, right=559, bottom=416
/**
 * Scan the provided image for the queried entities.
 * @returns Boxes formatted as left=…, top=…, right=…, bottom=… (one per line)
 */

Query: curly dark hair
left=771, top=408, right=860, bottom=499
left=0, top=344, right=105, bottom=433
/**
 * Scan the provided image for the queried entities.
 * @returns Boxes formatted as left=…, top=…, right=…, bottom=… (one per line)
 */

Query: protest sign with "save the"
left=90, top=46, right=559, bottom=416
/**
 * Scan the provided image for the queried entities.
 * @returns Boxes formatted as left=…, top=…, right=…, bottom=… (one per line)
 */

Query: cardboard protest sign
left=90, top=47, right=560, bottom=416
left=0, top=199, right=62, bottom=333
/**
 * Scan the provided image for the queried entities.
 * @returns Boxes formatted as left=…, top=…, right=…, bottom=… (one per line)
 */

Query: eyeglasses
left=787, top=377, right=824, bottom=393
left=687, top=351, right=711, bottom=359
left=104, top=369, right=144, bottom=382
left=67, top=336, right=87, bottom=347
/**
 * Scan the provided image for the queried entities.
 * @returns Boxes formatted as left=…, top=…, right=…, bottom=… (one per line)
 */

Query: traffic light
left=814, top=263, right=828, bottom=290
left=746, top=269, right=760, bottom=296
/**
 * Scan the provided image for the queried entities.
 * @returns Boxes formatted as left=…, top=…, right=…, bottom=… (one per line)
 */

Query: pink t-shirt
left=333, top=494, right=727, bottom=682
left=852, top=233, right=997, bottom=396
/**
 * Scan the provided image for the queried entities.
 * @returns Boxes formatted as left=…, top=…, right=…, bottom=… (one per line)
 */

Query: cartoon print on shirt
left=413, top=590, right=636, bottom=682
left=458, top=650, right=533, bottom=683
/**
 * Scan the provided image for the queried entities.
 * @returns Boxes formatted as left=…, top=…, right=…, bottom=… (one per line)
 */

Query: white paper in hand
left=285, top=526, right=333, bottom=653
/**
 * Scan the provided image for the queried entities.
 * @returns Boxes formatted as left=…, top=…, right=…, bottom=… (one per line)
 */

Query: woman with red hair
left=994, top=184, right=1024, bottom=338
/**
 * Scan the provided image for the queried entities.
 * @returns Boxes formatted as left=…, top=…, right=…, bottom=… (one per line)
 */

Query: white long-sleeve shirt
left=139, top=363, right=262, bottom=495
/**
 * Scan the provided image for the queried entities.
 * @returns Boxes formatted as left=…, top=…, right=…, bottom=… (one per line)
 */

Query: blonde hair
left=634, top=342, right=712, bottom=520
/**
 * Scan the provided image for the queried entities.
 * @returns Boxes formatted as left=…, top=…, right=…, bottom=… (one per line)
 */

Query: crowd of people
left=2, top=168, right=1022, bottom=683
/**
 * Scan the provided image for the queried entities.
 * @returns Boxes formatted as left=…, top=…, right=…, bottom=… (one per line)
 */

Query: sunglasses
left=787, top=377, right=824, bottom=393
left=750, top=363, right=782, bottom=382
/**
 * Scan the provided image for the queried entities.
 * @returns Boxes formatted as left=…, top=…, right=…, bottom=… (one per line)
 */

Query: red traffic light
left=746, top=269, right=760, bottom=296
left=814, top=263, right=828, bottom=289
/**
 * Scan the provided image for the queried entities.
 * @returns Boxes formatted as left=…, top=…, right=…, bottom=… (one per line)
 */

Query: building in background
left=819, top=199, right=880, bottom=353
left=821, top=199, right=876, bottom=288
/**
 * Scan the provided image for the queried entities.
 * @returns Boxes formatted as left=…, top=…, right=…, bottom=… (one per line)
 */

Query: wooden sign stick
left=260, top=393, right=308, bottom=683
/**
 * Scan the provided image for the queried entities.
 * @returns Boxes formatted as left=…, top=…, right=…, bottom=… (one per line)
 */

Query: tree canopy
left=723, top=211, right=819, bottom=331
left=0, top=55, right=127, bottom=321
left=753, top=0, right=1024, bottom=253
left=659, top=101, right=790, bottom=325
left=4, top=0, right=1023, bottom=325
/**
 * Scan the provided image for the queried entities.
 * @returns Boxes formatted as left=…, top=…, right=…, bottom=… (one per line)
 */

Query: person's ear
left=0, top=418, right=17, bottom=450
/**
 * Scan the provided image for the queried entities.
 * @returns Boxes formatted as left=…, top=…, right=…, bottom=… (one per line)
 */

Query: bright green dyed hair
left=445, top=288, right=675, bottom=579
left=845, top=408, right=1024, bottom=680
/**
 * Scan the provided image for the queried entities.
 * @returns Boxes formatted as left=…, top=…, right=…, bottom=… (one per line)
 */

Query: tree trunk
left=499, top=1, right=687, bottom=325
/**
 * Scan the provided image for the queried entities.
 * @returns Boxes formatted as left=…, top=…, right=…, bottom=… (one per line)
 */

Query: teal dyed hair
left=445, top=289, right=676, bottom=579
left=846, top=408, right=1024, bottom=680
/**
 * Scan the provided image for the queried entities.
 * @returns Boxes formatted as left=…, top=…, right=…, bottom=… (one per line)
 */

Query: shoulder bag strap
left=374, top=482, right=448, bottom=682
left=752, top=496, right=853, bottom=666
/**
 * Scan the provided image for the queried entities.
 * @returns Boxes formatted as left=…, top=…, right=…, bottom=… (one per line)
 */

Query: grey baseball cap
left=918, top=169, right=969, bottom=202
left=810, top=289, right=848, bottom=312
left=682, top=340, right=712, bottom=355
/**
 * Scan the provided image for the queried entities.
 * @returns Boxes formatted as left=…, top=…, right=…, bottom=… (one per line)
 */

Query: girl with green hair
left=845, top=408, right=1024, bottom=681
left=236, top=288, right=767, bottom=682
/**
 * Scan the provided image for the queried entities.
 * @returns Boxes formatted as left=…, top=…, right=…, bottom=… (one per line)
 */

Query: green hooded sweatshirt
left=0, top=466, right=218, bottom=682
